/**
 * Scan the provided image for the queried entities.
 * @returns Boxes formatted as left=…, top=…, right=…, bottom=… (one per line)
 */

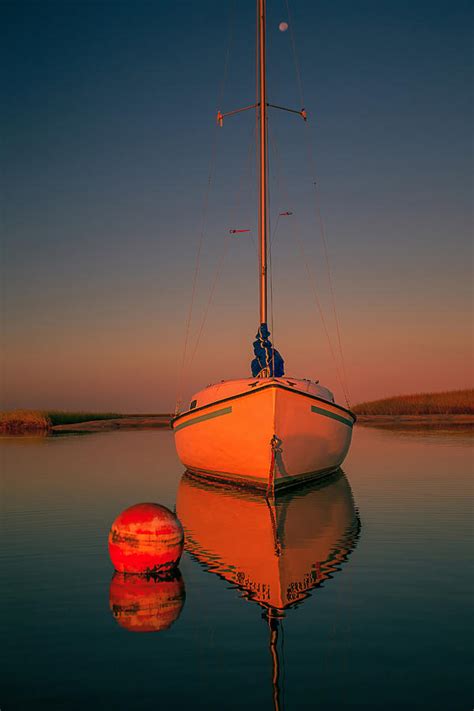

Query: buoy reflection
left=109, top=571, right=185, bottom=633
left=176, top=469, right=360, bottom=611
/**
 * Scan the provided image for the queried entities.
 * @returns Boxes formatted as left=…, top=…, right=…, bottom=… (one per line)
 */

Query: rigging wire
left=268, top=123, right=350, bottom=406
left=268, top=212, right=284, bottom=359
left=186, top=118, right=257, bottom=373
left=175, top=128, right=219, bottom=414
left=284, top=0, right=305, bottom=114
left=284, top=0, right=352, bottom=406
left=241, top=120, right=260, bottom=257
left=267, top=156, right=276, bottom=374
left=175, top=1, right=236, bottom=414
left=187, top=237, right=232, bottom=369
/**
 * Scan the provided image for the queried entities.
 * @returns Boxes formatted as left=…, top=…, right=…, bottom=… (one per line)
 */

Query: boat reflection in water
left=109, top=571, right=185, bottom=633
left=177, top=469, right=359, bottom=609
left=176, top=469, right=360, bottom=708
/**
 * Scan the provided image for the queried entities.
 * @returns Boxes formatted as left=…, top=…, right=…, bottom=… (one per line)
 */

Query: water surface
left=1, top=426, right=472, bottom=709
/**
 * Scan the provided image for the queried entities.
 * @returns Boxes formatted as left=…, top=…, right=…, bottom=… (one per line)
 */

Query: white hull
left=172, top=378, right=355, bottom=491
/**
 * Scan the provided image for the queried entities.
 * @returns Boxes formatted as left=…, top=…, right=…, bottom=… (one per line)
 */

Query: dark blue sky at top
left=1, top=0, right=472, bottom=409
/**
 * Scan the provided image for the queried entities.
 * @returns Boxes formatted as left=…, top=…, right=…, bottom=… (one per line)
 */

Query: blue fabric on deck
left=251, top=323, right=285, bottom=377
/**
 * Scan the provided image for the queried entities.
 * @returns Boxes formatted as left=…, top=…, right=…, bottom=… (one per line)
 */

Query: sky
left=1, top=0, right=472, bottom=412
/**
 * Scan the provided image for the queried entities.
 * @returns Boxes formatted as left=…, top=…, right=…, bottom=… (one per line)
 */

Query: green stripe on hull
left=311, top=405, right=354, bottom=428
left=174, top=406, right=232, bottom=432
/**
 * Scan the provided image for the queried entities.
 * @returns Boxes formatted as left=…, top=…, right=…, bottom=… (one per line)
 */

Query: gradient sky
left=1, top=0, right=472, bottom=411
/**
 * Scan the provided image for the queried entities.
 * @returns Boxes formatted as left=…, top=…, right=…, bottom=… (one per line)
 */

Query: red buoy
left=109, top=571, right=185, bottom=632
left=108, top=503, right=184, bottom=575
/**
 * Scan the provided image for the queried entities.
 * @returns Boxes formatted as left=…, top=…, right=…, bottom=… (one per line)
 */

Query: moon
left=279, top=22, right=288, bottom=32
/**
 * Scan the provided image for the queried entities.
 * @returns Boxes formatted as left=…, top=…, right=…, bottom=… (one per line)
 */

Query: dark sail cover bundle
left=251, top=323, right=285, bottom=378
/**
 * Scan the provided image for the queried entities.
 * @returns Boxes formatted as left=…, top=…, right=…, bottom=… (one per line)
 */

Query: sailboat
left=172, top=0, right=356, bottom=492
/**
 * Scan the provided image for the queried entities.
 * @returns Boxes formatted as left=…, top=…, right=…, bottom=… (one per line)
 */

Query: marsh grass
left=354, top=389, right=474, bottom=416
left=0, top=410, right=125, bottom=432
left=0, top=410, right=51, bottom=433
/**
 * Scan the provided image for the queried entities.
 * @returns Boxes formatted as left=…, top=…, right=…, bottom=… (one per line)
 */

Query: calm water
left=1, top=426, right=472, bottom=710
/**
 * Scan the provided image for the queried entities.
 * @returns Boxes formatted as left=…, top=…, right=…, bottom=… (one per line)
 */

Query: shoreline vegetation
left=353, top=389, right=474, bottom=430
left=353, top=389, right=473, bottom=416
left=353, top=389, right=473, bottom=429
left=0, top=410, right=171, bottom=434
left=1, top=389, right=472, bottom=434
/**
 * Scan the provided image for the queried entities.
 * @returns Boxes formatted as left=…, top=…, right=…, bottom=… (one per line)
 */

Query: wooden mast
left=258, top=0, right=268, bottom=325
left=218, top=0, right=306, bottom=325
